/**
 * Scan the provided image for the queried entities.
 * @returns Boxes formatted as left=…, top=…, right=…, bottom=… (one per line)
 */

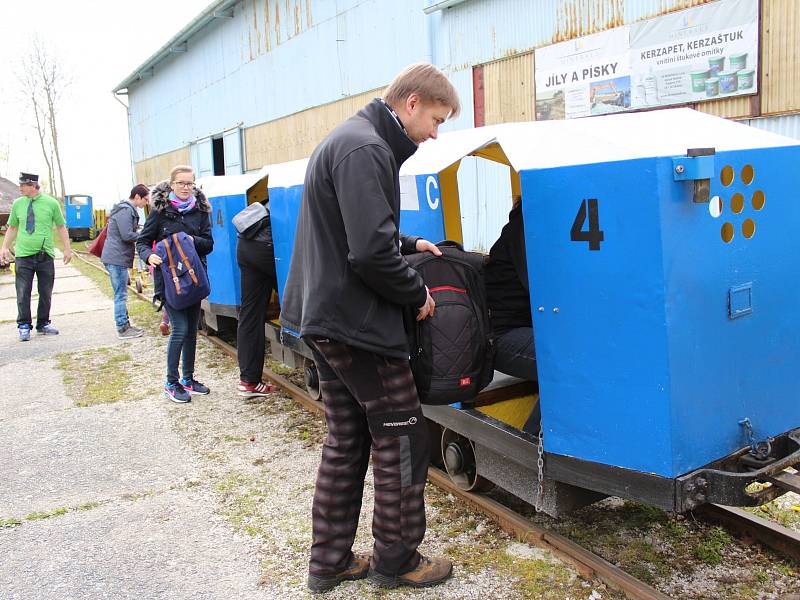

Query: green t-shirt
left=7, top=193, right=66, bottom=258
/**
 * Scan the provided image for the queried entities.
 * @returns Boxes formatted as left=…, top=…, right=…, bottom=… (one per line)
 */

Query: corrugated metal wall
left=482, top=53, right=535, bottom=126
left=761, top=0, right=800, bottom=115
left=127, top=0, right=800, bottom=250
left=742, top=113, right=800, bottom=139
left=127, top=0, right=428, bottom=162
left=474, top=0, right=799, bottom=123
left=244, top=87, right=381, bottom=169
left=133, top=147, right=191, bottom=186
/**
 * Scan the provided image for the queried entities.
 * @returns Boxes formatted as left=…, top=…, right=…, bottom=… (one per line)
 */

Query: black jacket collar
left=359, top=98, right=418, bottom=167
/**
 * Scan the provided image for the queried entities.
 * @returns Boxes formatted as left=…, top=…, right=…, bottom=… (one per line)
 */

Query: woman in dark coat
left=137, top=165, right=214, bottom=403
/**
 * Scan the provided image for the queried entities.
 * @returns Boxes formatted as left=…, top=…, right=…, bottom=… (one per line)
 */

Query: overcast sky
left=0, top=0, right=210, bottom=207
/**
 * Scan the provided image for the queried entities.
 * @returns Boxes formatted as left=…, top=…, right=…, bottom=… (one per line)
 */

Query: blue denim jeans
left=494, top=326, right=537, bottom=381
left=164, top=302, right=201, bottom=384
left=104, top=264, right=129, bottom=329
left=494, top=326, right=540, bottom=434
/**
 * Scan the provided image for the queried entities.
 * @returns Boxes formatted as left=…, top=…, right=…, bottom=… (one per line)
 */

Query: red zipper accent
left=429, top=285, right=466, bottom=293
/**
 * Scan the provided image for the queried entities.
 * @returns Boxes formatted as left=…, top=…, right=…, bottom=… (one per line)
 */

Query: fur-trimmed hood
left=150, top=180, right=211, bottom=213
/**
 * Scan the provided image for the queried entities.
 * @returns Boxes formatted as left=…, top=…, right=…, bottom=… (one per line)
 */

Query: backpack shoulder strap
left=163, top=237, right=182, bottom=296
left=171, top=233, right=199, bottom=285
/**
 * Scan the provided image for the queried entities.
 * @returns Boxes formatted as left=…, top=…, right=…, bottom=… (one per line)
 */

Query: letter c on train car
left=426, top=176, right=440, bottom=210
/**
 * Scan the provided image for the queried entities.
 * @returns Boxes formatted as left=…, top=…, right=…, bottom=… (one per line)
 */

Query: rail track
left=72, top=250, right=800, bottom=598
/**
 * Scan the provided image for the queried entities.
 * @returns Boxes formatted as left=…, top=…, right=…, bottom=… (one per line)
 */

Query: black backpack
left=405, top=241, right=495, bottom=405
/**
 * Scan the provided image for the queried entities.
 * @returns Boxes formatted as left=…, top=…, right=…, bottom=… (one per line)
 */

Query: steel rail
left=695, top=503, right=800, bottom=564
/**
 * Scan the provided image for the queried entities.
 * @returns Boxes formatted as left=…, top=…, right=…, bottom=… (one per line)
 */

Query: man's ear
left=405, top=92, right=421, bottom=114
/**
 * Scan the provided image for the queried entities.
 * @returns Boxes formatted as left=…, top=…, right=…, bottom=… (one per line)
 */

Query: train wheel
left=441, top=428, right=494, bottom=493
left=304, top=359, right=321, bottom=402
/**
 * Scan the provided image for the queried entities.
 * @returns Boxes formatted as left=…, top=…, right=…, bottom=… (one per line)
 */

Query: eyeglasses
left=172, top=181, right=195, bottom=189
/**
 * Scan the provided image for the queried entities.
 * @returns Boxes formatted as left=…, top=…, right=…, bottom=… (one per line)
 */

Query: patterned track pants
left=307, top=337, right=431, bottom=578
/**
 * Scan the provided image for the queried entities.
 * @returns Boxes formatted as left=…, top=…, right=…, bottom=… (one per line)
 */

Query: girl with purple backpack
left=137, top=165, right=214, bottom=403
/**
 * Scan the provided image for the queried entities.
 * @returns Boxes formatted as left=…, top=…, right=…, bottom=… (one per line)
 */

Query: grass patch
left=214, top=470, right=275, bottom=537
left=8, top=499, right=106, bottom=526
left=0, top=516, right=22, bottom=528
left=26, top=507, right=69, bottom=521
left=694, top=526, right=732, bottom=565
left=747, top=498, right=800, bottom=529
left=56, top=346, right=135, bottom=406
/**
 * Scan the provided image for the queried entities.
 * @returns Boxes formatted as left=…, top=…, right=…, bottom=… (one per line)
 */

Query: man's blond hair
left=170, top=165, right=195, bottom=182
left=383, top=63, right=460, bottom=118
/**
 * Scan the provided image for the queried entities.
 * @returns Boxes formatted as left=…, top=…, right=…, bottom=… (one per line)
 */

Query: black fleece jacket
left=280, top=98, right=426, bottom=359
left=485, top=204, right=532, bottom=335
left=136, top=181, right=213, bottom=302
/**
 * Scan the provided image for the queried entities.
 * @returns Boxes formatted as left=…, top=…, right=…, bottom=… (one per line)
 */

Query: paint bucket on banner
left=737, top=69, right=755, bottom=90
left=705, top=77, right=720, bottom=98
left=719, top=71, right=738, bottom=94
left=690, top=69, right=711, bottom=93
left=708, top=56, right=725, bottom=77
left=729, top=53, right=748, bottom=71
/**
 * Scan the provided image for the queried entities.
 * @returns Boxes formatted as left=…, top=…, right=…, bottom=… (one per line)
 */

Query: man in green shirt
left=0, top=172, right=73, bottom=341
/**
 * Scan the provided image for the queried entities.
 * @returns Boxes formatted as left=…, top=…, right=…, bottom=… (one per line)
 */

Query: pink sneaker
left=238, top=380, right=275, bottom=398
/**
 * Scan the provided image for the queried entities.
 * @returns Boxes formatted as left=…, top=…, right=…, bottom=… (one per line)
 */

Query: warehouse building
left=114, top=0, right=800, bottom=250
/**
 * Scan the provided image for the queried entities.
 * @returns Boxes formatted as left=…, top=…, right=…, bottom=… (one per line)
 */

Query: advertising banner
left=534, top=0, right=759, bottom=120
left=535, top=26, right=630, bottom=120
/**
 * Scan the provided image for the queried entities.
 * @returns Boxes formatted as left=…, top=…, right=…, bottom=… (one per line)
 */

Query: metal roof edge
left=112, top=0, right=239, bottom=94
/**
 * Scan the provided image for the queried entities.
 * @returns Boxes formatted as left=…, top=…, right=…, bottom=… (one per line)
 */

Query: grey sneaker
left=118, top=323, right=144, bottom=339
left=36, top=323, right=59, bottom=335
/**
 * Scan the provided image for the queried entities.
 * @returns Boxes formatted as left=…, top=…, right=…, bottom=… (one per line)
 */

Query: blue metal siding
left=128, top=0, right=429, bottom=161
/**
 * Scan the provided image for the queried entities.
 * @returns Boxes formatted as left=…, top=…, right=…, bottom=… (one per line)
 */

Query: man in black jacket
left=280, top=63, right=459, bottom=592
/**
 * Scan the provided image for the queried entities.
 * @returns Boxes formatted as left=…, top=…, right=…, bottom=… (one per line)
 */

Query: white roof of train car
left=400, top=108, right=800, bottom=175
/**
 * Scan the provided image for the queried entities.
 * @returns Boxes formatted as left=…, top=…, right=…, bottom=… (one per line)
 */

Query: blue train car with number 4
left=398, top=108, right=800, bottom=515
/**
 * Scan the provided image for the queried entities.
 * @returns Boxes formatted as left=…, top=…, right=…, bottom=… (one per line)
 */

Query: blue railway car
left=201, top=109, right=800, bottom=516
left=197, top=169, right=270, bottom=332
left=65, top=194, right=94, bottom=241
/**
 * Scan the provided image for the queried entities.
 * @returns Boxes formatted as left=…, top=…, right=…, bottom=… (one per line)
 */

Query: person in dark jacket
left=101, top=183, right=150, bottom=339
left=485, top=199, right=540, bottom=433
left=235, top=199, right=277, bottom=397
left=136, top=166, right=213, bottom=404
left=280, top=63, right=460, bottom=593
left=484, top=198, right=536, bottom=381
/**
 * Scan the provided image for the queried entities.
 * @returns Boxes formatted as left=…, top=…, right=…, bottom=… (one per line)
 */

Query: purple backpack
left=155, top=232, right=211, bottom=310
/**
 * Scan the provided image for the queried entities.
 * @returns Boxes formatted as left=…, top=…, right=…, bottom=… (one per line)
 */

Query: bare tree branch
left=16, top=59, right=55, bottom=196
left=16, top=36, right=69, bottom=199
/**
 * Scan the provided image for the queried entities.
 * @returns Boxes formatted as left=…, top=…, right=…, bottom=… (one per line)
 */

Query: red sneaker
left=159, top=321, right=170, bottom=336
left=238, top=380, right=275, bottom=398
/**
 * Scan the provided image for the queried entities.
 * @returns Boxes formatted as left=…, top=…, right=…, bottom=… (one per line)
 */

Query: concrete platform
left=0, top=490, right=266, bottom=600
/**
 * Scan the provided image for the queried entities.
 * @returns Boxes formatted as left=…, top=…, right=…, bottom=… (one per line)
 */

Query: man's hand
left=148, top=253, right=162, bottom=266
left=415, top=239, right=442, bottom=256
left=417, top=286, right=436, bottom=321
left=62, top=248, right=73, bottom=265
left=0, top=246, right=12, bottom=265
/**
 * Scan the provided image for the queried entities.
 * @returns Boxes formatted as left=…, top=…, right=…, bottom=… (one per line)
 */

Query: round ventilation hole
left=741, top=164, right=755, bottom=185
left=721, top=165, right=735, bottom=187
left=709, top=195, right=723, bottom=218
left=743, top=219, right=756, bottom=239
left=731, top=192, right=744, bottom=214
left=752, top=190, right=765, bottom=211
left=721, top=222, right=735, bottom=243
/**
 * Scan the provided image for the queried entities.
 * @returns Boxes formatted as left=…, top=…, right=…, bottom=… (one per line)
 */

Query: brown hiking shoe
left=368, top=555, right=453, bottom=589
left=307, top=552, right=370, bottom=593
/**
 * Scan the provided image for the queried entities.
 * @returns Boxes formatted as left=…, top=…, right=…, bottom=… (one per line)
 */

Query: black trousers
left=307, top=338, right=430, bottom=578
left=15, top=253, right=55, bottom=329
left=236, top=238, right=277, bottom=383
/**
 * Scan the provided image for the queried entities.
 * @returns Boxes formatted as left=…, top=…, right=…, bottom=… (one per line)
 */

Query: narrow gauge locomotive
left=65, top=194, right=105, bottom=241
left=198, top=108, right=800, bottom=517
